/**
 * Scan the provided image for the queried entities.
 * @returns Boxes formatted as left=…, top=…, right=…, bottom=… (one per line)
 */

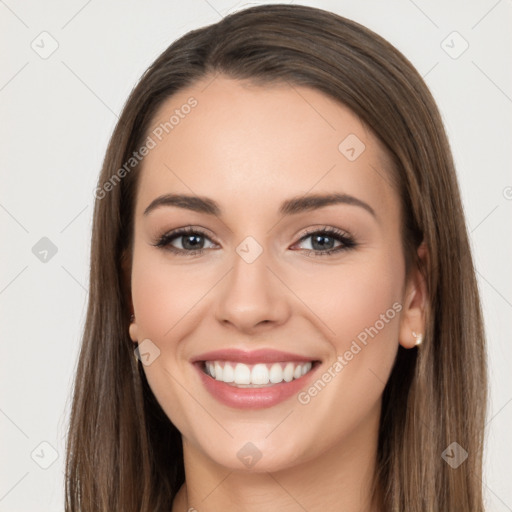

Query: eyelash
left=152, top=226, right=357, bottom=257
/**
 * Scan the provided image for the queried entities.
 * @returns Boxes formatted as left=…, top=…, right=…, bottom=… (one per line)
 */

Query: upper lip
left=191, top=348, right=319, bottom=364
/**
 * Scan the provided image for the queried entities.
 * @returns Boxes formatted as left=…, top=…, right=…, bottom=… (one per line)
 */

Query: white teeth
left=269, top=363, right=283, bottom=383
left=251, top=364, right=269, bottom=385
left=283, top=362, right=294, bottom=382
left=214, top=361, right=223, bottom=381
left=203, top=360, right=314, bottom=386
left=223, top=362, right=234, bottom=382
left=234, top=363, right=251, bottom=384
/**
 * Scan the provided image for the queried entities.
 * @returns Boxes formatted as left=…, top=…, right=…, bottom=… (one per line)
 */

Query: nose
left=214, top=246, right=292, bottom=334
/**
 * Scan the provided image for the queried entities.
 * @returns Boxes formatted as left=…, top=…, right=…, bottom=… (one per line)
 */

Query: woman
left=65, top=4, right=487, bottom=511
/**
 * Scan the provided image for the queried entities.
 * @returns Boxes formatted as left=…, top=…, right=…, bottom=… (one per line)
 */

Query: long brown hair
left=65, top=4, right=487, bottom=511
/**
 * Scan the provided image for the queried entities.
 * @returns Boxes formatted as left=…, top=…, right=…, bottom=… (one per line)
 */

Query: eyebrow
left=143, top=192, right=376, bottom=218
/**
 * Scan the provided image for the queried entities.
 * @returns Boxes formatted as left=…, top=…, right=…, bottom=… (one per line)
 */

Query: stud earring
left=412, top=331, right=423, bottom=346
left=130, top=314, right=135, bottom=322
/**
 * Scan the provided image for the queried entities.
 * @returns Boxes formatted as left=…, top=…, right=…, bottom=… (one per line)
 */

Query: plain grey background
left=1, top=1, right=511, bottom=510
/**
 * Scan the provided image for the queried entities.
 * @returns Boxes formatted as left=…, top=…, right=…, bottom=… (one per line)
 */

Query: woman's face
left=128, top=75, right=422, bottom=472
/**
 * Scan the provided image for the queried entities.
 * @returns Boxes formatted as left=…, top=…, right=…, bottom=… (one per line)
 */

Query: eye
left=153, top=225, right=357, bottom=257
left=292, top=226, right=357, bottom=256
left=152, top=227, right=217, bottom=255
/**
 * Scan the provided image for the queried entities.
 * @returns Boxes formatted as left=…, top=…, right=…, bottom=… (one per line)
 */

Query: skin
left=126, top=75, right=427, bottom=512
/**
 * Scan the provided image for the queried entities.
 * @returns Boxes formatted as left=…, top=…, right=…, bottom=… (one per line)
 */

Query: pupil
left=312, top=234, right=334, bottom=250
left=183, top=234, right=203, bottom=250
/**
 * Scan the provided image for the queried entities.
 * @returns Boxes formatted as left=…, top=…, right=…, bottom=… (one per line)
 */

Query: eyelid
left=295, top=225, right=350, bottom=241
left=151, top=226, right=219, bottom=251
left=291, top=225, right=356, bottom=253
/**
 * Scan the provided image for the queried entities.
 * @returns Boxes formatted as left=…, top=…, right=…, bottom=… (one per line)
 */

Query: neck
left=172, top=403, right=382, bottom=512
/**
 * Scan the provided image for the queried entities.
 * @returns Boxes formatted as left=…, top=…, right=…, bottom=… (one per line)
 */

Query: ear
left=398, top=242, right=429, bottom=349
left=121, top=251, right=138, bottom=343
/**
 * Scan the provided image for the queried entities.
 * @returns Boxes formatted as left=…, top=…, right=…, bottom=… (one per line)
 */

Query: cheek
left=294, top=251, right=404, bottom=351
left=291, top=250, right=405, bottom=423
left=335, top=268, right=402, bottom=350
left=288, top=253, right=403, bottom=451
left=131, top=248, right=209, bottom=339
left=129, top=247, right=208, bottom=434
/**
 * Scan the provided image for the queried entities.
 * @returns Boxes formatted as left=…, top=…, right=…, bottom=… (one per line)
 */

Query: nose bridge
left=214, top=236, right=290, bottom=330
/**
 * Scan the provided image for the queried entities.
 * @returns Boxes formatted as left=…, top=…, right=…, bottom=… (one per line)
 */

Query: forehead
left=135, top=76, right=398, bottom=221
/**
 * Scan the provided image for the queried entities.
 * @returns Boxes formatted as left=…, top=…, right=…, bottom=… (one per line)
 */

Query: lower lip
left=194, top=362, right=320, bottom=409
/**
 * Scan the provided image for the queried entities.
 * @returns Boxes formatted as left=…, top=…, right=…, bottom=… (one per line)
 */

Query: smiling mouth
left=199, top=360, right=320, bottom=388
